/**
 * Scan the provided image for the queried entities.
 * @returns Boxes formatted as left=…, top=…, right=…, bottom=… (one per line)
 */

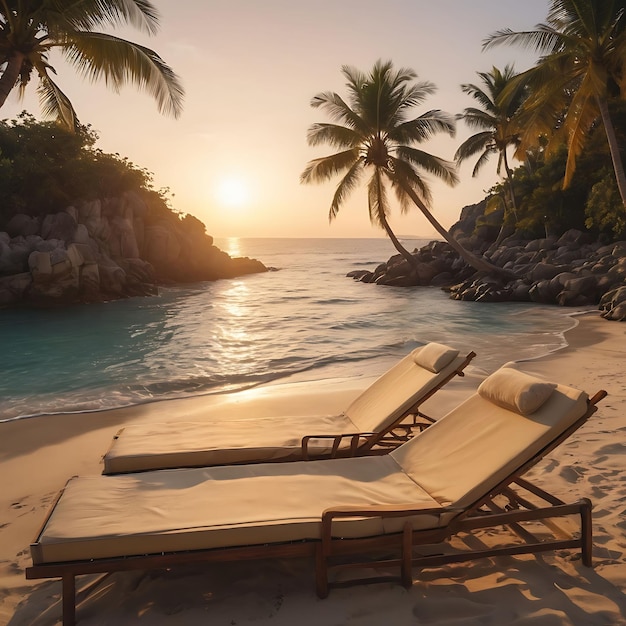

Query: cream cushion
left=413, top=342, right=460, bottom=373
left=103, top=344, right=468, bottom=473
left=391, top=379, right=587, bottom=509
left=345, top=346, right=465, bottom=432
left=104, top=414, right=358, bottom=473
left=31, top=368, right=591, bottom=568
left=32, top=456, right=444, bottom=565
left=478, top=367, right=556, bottom=415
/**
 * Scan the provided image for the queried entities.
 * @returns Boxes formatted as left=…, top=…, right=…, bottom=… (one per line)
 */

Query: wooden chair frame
left=300, top=350, right=476, bottom=460
left=26, top=390, right=605, bottom=626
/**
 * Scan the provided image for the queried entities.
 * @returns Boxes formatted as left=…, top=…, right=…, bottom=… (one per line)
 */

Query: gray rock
left=5, top=213, right=40, bottom=237
left=530, top=263, right=564, bottom=281
left=41, top=212, right=77, bottom=241
left=529, top=280, right=558, bottom=303
left=529, top=237, right=558, bottom=252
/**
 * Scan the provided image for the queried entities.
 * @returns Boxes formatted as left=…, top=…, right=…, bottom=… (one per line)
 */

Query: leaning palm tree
left=0, top=0, right=184, bottom=130
left=301, top=59, right=498, bottom=274
left=484, top=0, right=626, bottom=208
left=455, top=65, right=527, bottom=217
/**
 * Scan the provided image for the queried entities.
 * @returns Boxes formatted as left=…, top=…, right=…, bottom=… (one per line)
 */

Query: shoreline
left=1, top=312, right=625, bottom=625
left=0, top=304, right=592, bottom=426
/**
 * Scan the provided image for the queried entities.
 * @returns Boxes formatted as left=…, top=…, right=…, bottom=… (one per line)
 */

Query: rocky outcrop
left=600, top=286, right=626, bottom=321
left=347, top=229, right=626, bottom=321
left=0, top=192, right=266, bottom=307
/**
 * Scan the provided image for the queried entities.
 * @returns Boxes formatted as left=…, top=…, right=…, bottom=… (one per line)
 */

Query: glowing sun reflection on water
left=222, top=236, right=241, bottom=258
left=216, top=280, right=254, bottom=373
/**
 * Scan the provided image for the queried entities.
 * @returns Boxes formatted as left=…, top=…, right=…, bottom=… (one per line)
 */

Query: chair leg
left=580, top=498, right=593, bottom=567
left=315, top=545, right=329, bottom=598
left=62, top=574, right=76, bottom=626
left=401, top=522, right=413, bottom=589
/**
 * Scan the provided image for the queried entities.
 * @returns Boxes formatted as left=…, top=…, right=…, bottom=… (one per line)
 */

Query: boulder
left=509, top=281, right=532, bottom=302
left=5, top=213, right=40, bottom=237
left=144, top=224, right=181, bottom=266
left=599, top=286, right=626, bottom=320
left=72, top=223, right=91, bottom=245
left=98, top=262, right=126, bottom=295
left=79, top=263, right=101, bottom=297
left=0, top=238, right=31, bottom=275
left=28, top=251, right=52, bottom=275
left=529, top=280, right=558, bottom=303
left=524, top=237, right=557, bottom=252
left=41, top=212, right=77, bottom=241
left=530, top=263, right=564, bottom=282
left=556, top=229, right=592, bottom=246
left=109, top=216, right=140, bottom=259
left=0, top=272, right=32, bottom=304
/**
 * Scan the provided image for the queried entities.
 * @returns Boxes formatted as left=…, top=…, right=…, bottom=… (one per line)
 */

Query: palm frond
left=367, top=168, right=390, bottom=228
left=395, top=145, right=458, bottom=186
left=45, top=0, right=160, bottom=35
left=310, top=91, right=368, bottom=134
left=483, top=25, right=564, bottom=54
left=390, top=109, right=456, bottom=144
left=561, top=76, right=599, bottom=185
left=454, top=131, right=495, bottom=163
left=60, top=31, right=184, bottom=117
left=306, top=122, right=361, bottom=149
left=35, top=68, right=78, bottom=129
left=472, top=148, right=494, bottom=177
left=460, top=83, right=497, bottom=114
left=456, top=106, right=497, bottom=130
left=329, top=160, right=364, bottom=221
left=389, top=156, right=432, bottom=207
left=300, top=148, right=360, bottom=184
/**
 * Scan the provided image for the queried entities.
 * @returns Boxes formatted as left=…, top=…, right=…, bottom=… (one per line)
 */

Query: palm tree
left=455, top=65, right=527, bottom=220
left=301, top=59, right=499, bottom=274
left=484, top=0, right=626, bottom=208
left=0, top=0, right=184, bottom=129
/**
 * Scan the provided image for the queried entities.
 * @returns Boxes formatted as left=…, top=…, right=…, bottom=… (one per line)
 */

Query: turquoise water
left=0, top=238, right=582, bottom=422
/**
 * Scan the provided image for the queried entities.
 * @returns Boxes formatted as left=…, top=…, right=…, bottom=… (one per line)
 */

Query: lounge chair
left=27, top=366, right=606, bottom=626
left=102, top=342, right=475, bottom=473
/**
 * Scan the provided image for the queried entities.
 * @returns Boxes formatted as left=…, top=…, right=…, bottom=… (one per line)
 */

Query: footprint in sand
left=559, top=466, right=586, bottom=483
left=596, top=442, right=626, bottom=456
left=591, top=508, right=612, bottom=519
left=543, top=459, right=559, bottom=472
left=592, top=486, right=608, bottom=499
left=589, top=474, right=607, bottom=484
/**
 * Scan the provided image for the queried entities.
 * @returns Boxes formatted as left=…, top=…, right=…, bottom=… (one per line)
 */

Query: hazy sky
left=2, top=1, right=549, bottom=239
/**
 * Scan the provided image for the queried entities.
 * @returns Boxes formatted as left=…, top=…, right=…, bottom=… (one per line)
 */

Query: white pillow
left=413, top=342, right=459, bottom=373
left=478, top=368, right=556, bottom=415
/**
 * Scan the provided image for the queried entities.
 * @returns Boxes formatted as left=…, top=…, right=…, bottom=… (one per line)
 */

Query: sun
left=215, top=176, right=250, bottom=209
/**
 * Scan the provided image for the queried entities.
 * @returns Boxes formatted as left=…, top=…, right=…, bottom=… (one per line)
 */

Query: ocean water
left=0, top=237, right=584, bottom=422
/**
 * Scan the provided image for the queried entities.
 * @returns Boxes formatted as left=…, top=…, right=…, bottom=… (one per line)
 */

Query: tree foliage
left=0, top=0, right=184, bottom=129
left=484, top=0, right=626, bottom=207
left=484, top=101, right=626, bottom=241
left=301, top=59, right=506, bottom=275
left=0, top=112, right=197, bottom=230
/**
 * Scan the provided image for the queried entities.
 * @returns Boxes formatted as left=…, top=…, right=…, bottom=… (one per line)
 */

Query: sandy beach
left=1, top=312, right=624, bottom=625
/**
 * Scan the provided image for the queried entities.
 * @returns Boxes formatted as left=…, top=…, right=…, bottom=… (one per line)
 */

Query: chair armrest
left=301, top=432, right=377, bottom=459
left=320, top=504, right=465, bottom=551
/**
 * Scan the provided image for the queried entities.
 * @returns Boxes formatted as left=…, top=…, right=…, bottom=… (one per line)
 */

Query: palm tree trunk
left=502, top=149, right=519, bottom=216
left=597, top=95, right=626, bottom=208
left=400, top=181, right=514, bottom=277
left=379, top=212, right=419, bottom=270
left=373, top=178, right=419, bottom=270
left=0, top=52, right=24, bottom=109
left=494, top=192, right=510, bottom=247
